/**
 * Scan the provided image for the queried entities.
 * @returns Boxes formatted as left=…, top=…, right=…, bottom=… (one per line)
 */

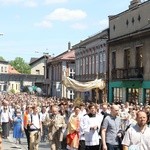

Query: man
left=122, top=111, right=150, bottom=150
left=47, top=105, right=66, bottom=150
left=0, top=105, right=12, bottom=139
left=101, top=104, right=121, bottom=150
left=28, top=106, right=42, bottom=150
left=23, top=104, right=32, bottom=150
left=83, top=104, right=103, bottom=150
left=40, top=106, right=48, bottom=142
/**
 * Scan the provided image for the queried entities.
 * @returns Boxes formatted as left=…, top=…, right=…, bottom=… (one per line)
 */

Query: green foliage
left=10, top=57, right=31, bottom=74
left=10, top=89, right=15, bottom=94
left=0, top=56, right=5, bottom=61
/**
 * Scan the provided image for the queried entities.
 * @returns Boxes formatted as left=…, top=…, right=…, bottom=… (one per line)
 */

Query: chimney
left=68, top=42, right=71, bottom=51
left=129, top=0, right=141, bottom=9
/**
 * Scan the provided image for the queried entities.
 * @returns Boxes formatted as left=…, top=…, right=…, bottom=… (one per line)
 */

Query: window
left=92, top=55, right=95, bottom=74
left=112, top=51, right=116, bottom=69
left=100, top=52, right=103, bottom=73
left=113, top=88, right=123, bottom=103
left=96, top=54, right=99, bottom=73
left=69, top=68, right=75, bottom=78
left=5, top=67, right=7, bottom=72
left=69, top=90, right=74, bottom=100
left=103, top=51, right=106, bottom=73
left=124, top=49, right=130, bottom=69
left=136, top=46, right=143, bottom=68
left=36, top=70, right=40, bottom=75
left=89, top=56, right=91, bottom=74
left=1, top=66, right=3, bottom=72
left=76, top=59, right=80, bottom=75
left=145, top=89, right=150, bottom=105
left=83, top=58, right=85, bottom=75
left=127, top=88, right=139, bottom=104
left=80, top=59, right=83, bottom=75
left=86, top=57, right=89, bottom=74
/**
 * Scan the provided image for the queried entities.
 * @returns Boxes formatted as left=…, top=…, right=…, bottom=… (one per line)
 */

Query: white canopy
left=62, top=77, right=105, bottom=92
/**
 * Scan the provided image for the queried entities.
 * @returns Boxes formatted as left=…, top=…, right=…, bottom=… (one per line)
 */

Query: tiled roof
left=51, top=50, right=75, bottom=62
left=8, top=65, right=20, bottom=74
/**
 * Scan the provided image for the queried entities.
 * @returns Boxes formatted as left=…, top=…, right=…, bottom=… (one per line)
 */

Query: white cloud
left=34, top=20, right=52, bottom=28
left=71, top=23, right=88, bottom=30
left=45, top=8, right=87, bottom=21
left=35, top=8, right=87, bottom=29
left=44, top=0, right=68, bottom=4
left=99, top=19, right=108, bottom=30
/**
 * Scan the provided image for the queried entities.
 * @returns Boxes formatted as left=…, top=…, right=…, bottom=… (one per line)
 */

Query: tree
left=0, top=56, right=5, bottom=61
left=10, top=57, right=31, bottom=74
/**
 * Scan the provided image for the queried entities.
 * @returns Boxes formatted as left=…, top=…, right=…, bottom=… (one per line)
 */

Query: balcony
left=111, top=67, right=143, bottom=80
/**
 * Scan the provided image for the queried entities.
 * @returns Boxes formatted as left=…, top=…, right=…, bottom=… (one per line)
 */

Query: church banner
left=62, top=77, right=105, bottom=92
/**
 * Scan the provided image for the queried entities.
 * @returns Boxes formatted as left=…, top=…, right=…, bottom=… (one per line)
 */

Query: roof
left=48, top=50, right=75, bottom=63
left=8, top=65, right=20, bottom=74
left=29, top=58, right=39, bottom=64
left=29, top=55, right=49, bottom=65
left=0, top=60, right=9, bottom=64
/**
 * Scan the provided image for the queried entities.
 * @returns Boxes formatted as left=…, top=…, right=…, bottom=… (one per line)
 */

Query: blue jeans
left=106, top=143, right=121, bottom=150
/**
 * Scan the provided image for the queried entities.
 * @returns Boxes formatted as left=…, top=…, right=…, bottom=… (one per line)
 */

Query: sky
left=0, top=0, right=133, bottom=63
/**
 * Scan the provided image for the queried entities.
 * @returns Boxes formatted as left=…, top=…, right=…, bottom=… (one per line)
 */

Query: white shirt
left=83, top=113, right=103, bottom=146
left=1, top=110, right=10, bottom=123
left=28, top=113, right=42, bottom=129
left=122, top=124, right=150, bottom=150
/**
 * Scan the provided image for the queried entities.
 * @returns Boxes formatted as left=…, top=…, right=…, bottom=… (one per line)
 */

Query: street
left=3, top=131, right=50, bottom=150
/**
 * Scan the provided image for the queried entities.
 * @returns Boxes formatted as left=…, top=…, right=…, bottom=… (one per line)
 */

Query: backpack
left=27, top=113, right=40, bottom=131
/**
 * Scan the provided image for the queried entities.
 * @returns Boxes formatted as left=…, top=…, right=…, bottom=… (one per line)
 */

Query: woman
left=66, top=106, right=80, bottom=150
left=13, top=110, right=24, bottom=144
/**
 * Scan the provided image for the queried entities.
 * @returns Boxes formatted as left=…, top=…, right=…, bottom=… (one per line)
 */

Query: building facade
left=73, top=29, right=108, bottom=103
left=109, top=0, right=150, bottom=104
left=29, top=55, right=50, bottom=93
left=47, top=49, right=75, bottom=99
left=0, top=60, right=9, bottom=91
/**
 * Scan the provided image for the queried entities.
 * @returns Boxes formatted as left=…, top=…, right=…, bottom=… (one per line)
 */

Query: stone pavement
left=2, top=133, right=27, bottom=150
left=2, top=131, right=50, bottom=150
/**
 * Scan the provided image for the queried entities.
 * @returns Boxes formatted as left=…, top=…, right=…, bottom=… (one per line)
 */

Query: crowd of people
left=0, top=92, right=150, bottom=150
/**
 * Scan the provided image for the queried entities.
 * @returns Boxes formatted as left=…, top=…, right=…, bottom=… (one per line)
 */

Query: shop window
left=113, top=88, right=123, bottom=104
left=127, top=88, right=139, bottom=104
left=145, top=89, right=150, bottom=105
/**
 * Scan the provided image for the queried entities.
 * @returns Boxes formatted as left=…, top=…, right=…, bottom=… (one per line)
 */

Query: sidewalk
left=2, top=131, right=27, bottom=150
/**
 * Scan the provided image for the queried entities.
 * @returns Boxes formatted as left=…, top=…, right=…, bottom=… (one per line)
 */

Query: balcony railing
left=111, top=67, right=143, bottom=80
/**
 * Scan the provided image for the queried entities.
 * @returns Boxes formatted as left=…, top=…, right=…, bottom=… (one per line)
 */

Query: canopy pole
left=95, top=88, right=99, bottom=104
